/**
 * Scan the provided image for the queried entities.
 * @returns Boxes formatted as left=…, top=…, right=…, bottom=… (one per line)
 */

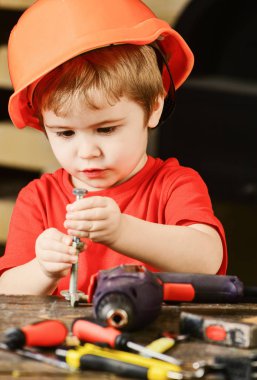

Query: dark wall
left=0, top=5, right=40, bottom=256
left=159, top=0, right=257, bottom=284
left=0, top=7, right=24, bottom=122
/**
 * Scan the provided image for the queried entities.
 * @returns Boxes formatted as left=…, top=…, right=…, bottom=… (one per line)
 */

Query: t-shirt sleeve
left=0, top=185, right=45, bottom=275
left=164, top=168, right=227, bottom=274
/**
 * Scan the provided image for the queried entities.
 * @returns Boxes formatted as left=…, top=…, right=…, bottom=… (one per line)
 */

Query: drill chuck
left=95, top=293, right=133, bottom=329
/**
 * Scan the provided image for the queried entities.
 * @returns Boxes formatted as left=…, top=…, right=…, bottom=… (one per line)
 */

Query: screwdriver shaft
left=127, top=341, right=182, bottom=366
left=69, top=190, right=86, bottom=306
left=69, top=257, right=79, bottom=294
left=62, top=188, right=88, bottom=306
left=0, top=343, right=70, bottom=370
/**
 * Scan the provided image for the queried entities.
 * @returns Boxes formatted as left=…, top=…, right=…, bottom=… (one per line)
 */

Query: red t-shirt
left=0, top=156, right=227, bottom=294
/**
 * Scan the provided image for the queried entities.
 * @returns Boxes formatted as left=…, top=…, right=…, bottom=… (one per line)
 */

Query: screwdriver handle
left=80, top=354, right=179, bottom=380
left=72, top=319, right=126, bottom=348
left=4, top=319, right=68, bottom=349
left=80, top=354, right=148, bottom=379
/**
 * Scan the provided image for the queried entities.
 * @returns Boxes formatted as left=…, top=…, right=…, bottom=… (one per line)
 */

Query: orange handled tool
left=72, top=318, right=127, bottom=348
left=72, top=319, right=181, bottom=366
left=4, top=319, right=68, bottom=349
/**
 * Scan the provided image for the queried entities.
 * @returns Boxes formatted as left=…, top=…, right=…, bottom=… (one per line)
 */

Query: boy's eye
left=56, top=130, right=75, bottom=137
left=97, top=127, right=115, bottom=134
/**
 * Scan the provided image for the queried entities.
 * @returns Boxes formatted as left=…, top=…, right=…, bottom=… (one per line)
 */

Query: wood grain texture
left=0, top=295, right=256, bottom=379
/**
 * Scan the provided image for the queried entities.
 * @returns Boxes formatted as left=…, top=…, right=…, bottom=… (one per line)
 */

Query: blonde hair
left=33, top=44, right=165, bottom=124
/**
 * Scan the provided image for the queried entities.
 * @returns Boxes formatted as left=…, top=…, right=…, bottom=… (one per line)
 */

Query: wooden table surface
left=0, top=295, right=256, bottom=379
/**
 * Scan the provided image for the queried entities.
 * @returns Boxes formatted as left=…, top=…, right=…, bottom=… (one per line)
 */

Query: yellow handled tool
left=56, top=343, right=187, bottom=379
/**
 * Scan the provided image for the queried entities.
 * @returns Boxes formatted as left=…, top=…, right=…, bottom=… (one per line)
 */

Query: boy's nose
left=78, top=139, right=101, bottom=159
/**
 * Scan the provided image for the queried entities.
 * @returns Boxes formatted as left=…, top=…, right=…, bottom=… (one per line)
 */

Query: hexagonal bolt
left=72, top=188, right=88, bottom=200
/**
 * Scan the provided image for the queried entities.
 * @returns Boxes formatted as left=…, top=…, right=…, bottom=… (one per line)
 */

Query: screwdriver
left=72, top=318, right=182, bottom=366
left=0, top=342, right=70, bottom=371
left=56, top=343, right=194, bottom=379
left=0, top=320, right=69, bottom=371
left=3, top=319, right=68, bottom=349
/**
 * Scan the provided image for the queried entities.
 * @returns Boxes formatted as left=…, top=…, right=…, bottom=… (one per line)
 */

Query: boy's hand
left=35, top=228, right=80, bottom=279
left=64, top=196, right=122, bottom=246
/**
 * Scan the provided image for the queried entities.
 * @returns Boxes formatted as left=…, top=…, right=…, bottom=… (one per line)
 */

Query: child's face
left=42, top=91, right=160, bottom=191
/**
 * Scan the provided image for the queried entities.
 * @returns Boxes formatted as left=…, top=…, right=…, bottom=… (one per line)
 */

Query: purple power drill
left=88, top=264, right=245, bottom=331
left=88, top=265, right=163, bottom=331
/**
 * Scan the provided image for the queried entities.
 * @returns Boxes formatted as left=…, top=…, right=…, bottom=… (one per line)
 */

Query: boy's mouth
left=82, top=169, right=105, bottom=178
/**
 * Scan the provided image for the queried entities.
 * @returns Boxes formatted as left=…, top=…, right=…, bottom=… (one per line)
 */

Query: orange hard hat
left=8, top=0, right=194, bottom=131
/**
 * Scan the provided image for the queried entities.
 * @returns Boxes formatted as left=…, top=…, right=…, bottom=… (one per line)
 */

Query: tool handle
left=72, top=319, right=127, bottom=349
left=80, top=354, right=148, bottom=379
left=4, top=320, right=68, bottom=349
left=146, top=337, right=175, bottom=353
left=79, top=355, right=174, bottom=380
left=59, top=343, right=182, bottom=372
left=156, top=272, right=244, bottom=302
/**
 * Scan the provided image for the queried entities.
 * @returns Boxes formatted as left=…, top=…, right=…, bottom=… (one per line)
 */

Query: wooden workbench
left=0, top=295, right=256, bottom=379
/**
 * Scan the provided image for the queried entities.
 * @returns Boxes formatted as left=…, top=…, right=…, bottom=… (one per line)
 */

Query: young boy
left=0, top=0, right=227, bottom=295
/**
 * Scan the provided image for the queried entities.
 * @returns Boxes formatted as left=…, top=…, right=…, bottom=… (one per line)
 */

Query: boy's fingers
left=66, top=196, right=109, bottom=211
left=43, top=228, right=73, bottom=246
left=64, top=219, right=94, bottom=231
left=66, top=207, right=108, bottom=221
left=62, top=234, right=73, bottom=246
left=67, top=229, right=90, bottom=238
left=38, top=238, right=77, bottom=255
left=40, top=250, right=78, bottom=264
left=66, top=219, right=95, bottom=232
left=67, top=220, right=107, bottom=238
left=42, top=262, right=72, bottom=274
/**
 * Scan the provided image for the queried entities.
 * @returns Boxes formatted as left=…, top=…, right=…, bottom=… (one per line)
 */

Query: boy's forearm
left=0, top=259, right=58, bottom=295
left=111, top=214, right=223, bottom=274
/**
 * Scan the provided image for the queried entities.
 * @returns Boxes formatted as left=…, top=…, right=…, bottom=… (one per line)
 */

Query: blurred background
left=0, top=0, right=256, bottom=284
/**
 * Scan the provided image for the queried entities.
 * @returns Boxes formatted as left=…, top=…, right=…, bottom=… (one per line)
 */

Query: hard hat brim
left=8, top=9, right=193, bottom=130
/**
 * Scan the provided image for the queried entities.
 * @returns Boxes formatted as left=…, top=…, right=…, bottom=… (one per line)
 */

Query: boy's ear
left=148, top=96, right=165, bottom=129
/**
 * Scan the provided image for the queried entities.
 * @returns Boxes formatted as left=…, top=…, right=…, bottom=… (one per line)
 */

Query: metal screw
left=72, top=188, right=87, bottom=198
left=61, top=188, right=88, bottom=307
